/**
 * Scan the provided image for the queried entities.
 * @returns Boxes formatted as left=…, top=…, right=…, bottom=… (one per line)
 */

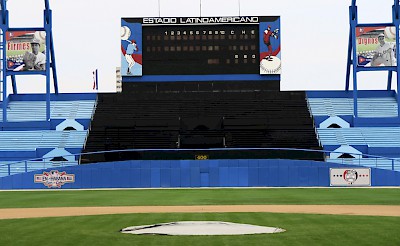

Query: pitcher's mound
left=121, top=221, right=285, bottom=235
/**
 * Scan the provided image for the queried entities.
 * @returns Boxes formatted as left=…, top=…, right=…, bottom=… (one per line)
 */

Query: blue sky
left=4, top=0, right=397, bottom=93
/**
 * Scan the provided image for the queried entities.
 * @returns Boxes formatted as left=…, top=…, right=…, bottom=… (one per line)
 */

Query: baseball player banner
left=6, top=30, right=47, bottom=72
left=356, top=26, right=397, bottom=67
left=259, top=17, right=281, bottom=75
left=330, top=168, right=371, bottom=186
left=121, top=19, right=143, bottom=76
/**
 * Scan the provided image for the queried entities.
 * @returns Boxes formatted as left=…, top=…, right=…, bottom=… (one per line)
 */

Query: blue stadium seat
left=0, top=100, right=96, bottom=122
left=317, top=127, right=400, bottom=147
left=308, top=97, right=398, bottom=117
left=308, top=92, right=400, bottom=170
left=0, top=130, right=88, bottom=150
left=0, top=94, right=96, bottom=177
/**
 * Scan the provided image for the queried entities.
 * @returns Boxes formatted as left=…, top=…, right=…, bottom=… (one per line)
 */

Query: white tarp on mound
left=121, top=221, right=285, bottom=235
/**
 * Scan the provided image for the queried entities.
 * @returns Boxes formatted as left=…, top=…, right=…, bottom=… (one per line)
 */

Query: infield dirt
left=0, top=205, right=399, bottom=220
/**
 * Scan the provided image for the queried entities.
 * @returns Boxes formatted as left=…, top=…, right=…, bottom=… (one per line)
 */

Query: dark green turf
left=1, top=213, right=399, bottom=246
left=0, top=188, right=399, bottom=208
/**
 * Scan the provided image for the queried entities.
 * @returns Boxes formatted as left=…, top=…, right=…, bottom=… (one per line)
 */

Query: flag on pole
left=92, top=69, right=98, bottom=90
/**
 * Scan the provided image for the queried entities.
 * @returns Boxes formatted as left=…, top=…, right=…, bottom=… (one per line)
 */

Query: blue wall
left=1, top=159, right=399, bottom=189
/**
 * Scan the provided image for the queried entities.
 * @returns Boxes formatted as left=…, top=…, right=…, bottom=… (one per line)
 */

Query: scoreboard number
left=195, top=155, right=209, bottom=160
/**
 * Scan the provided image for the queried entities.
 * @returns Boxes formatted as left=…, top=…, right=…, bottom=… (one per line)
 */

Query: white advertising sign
left=34, top=170, right=75, bottom=188
left=330, top=168, right=371, bottom=186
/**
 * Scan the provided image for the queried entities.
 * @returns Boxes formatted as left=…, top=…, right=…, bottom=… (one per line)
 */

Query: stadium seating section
left=83, top=82, right=322, bottom=162
left=3, top=86, right=399, bottom=177
left=0, top=93, right=96, bottom=176
left=307, top=90, right=400, bottom=171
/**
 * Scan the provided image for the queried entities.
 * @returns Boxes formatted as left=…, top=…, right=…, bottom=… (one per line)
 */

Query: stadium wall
left=0, top=159, right=399, bottom=189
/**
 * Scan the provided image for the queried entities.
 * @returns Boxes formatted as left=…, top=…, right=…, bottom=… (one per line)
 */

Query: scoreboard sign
left=121, top=16, right=281, bottom=77
left=142, top=17, right=259, bottom=24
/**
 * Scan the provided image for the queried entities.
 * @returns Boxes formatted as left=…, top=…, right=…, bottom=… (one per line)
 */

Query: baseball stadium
left=0, top=0, right=400, bottom=245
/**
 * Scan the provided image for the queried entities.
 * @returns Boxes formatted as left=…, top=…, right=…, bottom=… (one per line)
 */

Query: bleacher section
left=84, top=83, right=322, bottom=162
left=308, top=97, right=398, bottom=117
left=0, top=93, right=96, bottom=123
left=317, top=127, right=400, bottom=147
left=307, top=90, right=400, bottom=170
left=0, top=100, right=96, bottom=121
left=0, top=93, right=96, bottom=176
left=0, top=130, right=88, bottom=149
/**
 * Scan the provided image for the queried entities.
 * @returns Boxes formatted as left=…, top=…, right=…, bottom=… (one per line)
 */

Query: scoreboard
left=121, top=16, right=281, bottom=77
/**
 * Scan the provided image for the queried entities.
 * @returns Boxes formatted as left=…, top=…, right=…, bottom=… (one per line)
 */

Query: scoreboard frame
left=121, top=16, right=281, bottom=82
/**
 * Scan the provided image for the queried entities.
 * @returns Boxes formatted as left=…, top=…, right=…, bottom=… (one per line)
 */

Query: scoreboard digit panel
left=121, top=16, right=280, bottom=77
left=143, top=24, right=259, bottom=75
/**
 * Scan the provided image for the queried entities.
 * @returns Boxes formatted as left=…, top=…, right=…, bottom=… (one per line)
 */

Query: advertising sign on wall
left=34, top=170, right=75, bottom=188
left=330, top=168, right=371, bottom=186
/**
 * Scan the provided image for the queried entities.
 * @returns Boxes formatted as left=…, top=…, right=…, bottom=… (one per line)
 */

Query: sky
left=3, top=0, right=398, bottom=93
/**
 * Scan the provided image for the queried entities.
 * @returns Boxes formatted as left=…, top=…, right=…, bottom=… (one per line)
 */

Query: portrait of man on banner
left=6, top=30, right=47, bottom=72
left=356, top=26, right=397, bottom=67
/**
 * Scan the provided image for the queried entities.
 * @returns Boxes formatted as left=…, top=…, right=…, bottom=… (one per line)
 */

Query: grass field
left=0, top=188, right=399, bottom=246
left=1, top=188, right=399, bottom=208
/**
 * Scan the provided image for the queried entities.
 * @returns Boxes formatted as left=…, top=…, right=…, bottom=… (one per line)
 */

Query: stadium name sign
left=143, top=17, right=259, bottom=25
left=34, top=170, right=75, bottom=188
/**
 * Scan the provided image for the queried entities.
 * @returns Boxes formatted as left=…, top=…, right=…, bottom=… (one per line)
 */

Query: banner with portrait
left=6, top=30, right=47, bottom=72
left=356, top=26, right=397, bottom=67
